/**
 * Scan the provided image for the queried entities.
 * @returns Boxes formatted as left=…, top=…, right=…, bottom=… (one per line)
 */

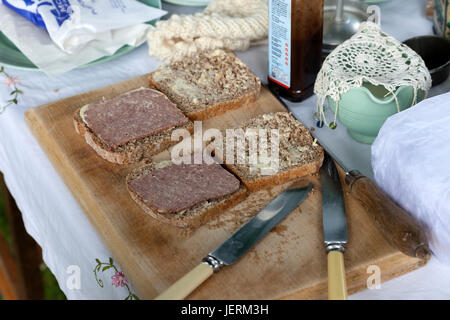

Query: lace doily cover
left=314, top=22, right=432, bottom=125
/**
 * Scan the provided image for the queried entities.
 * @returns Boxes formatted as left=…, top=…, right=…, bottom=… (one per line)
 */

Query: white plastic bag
left=2, top=0, right=166, bottom=54
left=372, top=92, right=450, bottom=265
left=0, top=1, right=165, bottom=75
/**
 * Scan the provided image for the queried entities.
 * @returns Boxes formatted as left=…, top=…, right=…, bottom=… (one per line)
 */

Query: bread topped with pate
left=148, top=50, right=261, bottom=120
left=74, top=88, right=193, bottom=165
left=126, top=159, right=247, bottom=228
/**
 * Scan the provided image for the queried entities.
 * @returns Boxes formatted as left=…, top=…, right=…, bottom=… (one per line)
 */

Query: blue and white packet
left=2, top=0, right=166, bottom=54
left=2, top=0, right=48, bottom=29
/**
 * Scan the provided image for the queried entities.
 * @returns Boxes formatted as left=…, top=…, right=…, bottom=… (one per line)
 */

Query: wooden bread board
left=25, top=74, right=426, bottom=299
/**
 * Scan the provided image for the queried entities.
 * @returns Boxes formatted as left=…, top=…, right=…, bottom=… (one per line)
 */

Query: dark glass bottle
left=268, top=0, right=324, bottom=102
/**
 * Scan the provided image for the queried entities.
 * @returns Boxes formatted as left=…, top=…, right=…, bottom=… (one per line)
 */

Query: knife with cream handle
left=320, top=153, right=348, bottom=300
left=155, top=183, right=313, bottom=300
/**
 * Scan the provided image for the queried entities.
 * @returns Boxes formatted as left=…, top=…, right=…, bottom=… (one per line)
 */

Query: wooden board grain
left=25, top=74, right=426, bottom=299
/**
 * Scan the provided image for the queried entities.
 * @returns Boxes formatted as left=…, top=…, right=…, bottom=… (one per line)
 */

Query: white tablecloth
left=0, top=0, right=449, bottom=300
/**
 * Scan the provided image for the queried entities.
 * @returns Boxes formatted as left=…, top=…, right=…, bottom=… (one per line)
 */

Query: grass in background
left=0, top=192, right=66, bottom=300
left=41, top=265, right=66, bottom=300
left=0, top=192, right=11, bottom=245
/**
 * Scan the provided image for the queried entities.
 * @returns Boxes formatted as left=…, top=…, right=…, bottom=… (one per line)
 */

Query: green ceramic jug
left=327, top=83, right=425, bottom=144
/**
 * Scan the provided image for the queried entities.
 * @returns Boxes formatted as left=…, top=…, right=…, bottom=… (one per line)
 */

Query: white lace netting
left=314, top=22, right=432, bottom=127
left=147, top=0, right=268, bottom=63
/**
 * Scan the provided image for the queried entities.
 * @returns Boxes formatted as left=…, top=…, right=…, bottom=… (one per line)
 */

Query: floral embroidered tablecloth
left=1, top=0, right=450, bottom=299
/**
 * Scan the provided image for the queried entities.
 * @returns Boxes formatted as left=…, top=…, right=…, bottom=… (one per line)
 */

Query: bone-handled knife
left=155, top=183, right=314, bottom=300
left=302, top=127, right=430, bottom=261
left=272, top=94, right=430, bottom=260
left=320, top=153, right=348, bottom=300
left=319, top=142, right=430, bottom=261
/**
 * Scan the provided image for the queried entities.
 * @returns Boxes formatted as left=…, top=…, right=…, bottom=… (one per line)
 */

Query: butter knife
left=155, top=183, right=313, bottom=300
left=320, top=153, right=348, bottom=300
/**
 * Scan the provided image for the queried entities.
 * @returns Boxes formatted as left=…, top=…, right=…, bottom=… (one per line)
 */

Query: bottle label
left=268, top=0, right=291, bottom=89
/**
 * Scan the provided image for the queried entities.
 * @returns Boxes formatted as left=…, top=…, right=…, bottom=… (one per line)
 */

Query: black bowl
left=403, top=35, right=450, bottom=87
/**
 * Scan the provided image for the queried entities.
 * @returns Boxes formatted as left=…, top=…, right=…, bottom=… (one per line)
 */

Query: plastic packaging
left=2, top=0, right=166, bottom=54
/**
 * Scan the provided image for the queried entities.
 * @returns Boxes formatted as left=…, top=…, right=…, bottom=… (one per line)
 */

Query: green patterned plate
left=0, top=0, right=162, bottom=71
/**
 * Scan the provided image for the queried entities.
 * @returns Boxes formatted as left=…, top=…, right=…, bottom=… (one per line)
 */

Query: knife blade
left=320, top=153, right=348, bottom=300
left=209, top=183, right=313, bottom=266
left=321, top=153, right=348, bottom=248
left=155, top=183, right=313, bottom=300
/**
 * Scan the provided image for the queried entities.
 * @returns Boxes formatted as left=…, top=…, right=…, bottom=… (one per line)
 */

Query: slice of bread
left=148, top=50, right=261, bottom=120
left=216, top=112, right=324, bottom=192
left=74, top=88, right=193, bottom=165
left=126, top=161, right=247, bottom=228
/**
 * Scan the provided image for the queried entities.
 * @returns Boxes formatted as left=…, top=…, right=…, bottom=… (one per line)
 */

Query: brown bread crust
left=227, top=161, right=323, bottom=192
left=215, top=112, right=324, bottom=192
left=74, top=110, right=193, bottom=165
left=149, top=76, right=260, bottom=120
left=148, top=50, right=262, bottom=120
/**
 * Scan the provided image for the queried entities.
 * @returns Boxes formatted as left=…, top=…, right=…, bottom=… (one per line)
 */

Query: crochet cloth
left=314, top=22, right=432, bottom=127
left=147, top=0, right=268, bottom=63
